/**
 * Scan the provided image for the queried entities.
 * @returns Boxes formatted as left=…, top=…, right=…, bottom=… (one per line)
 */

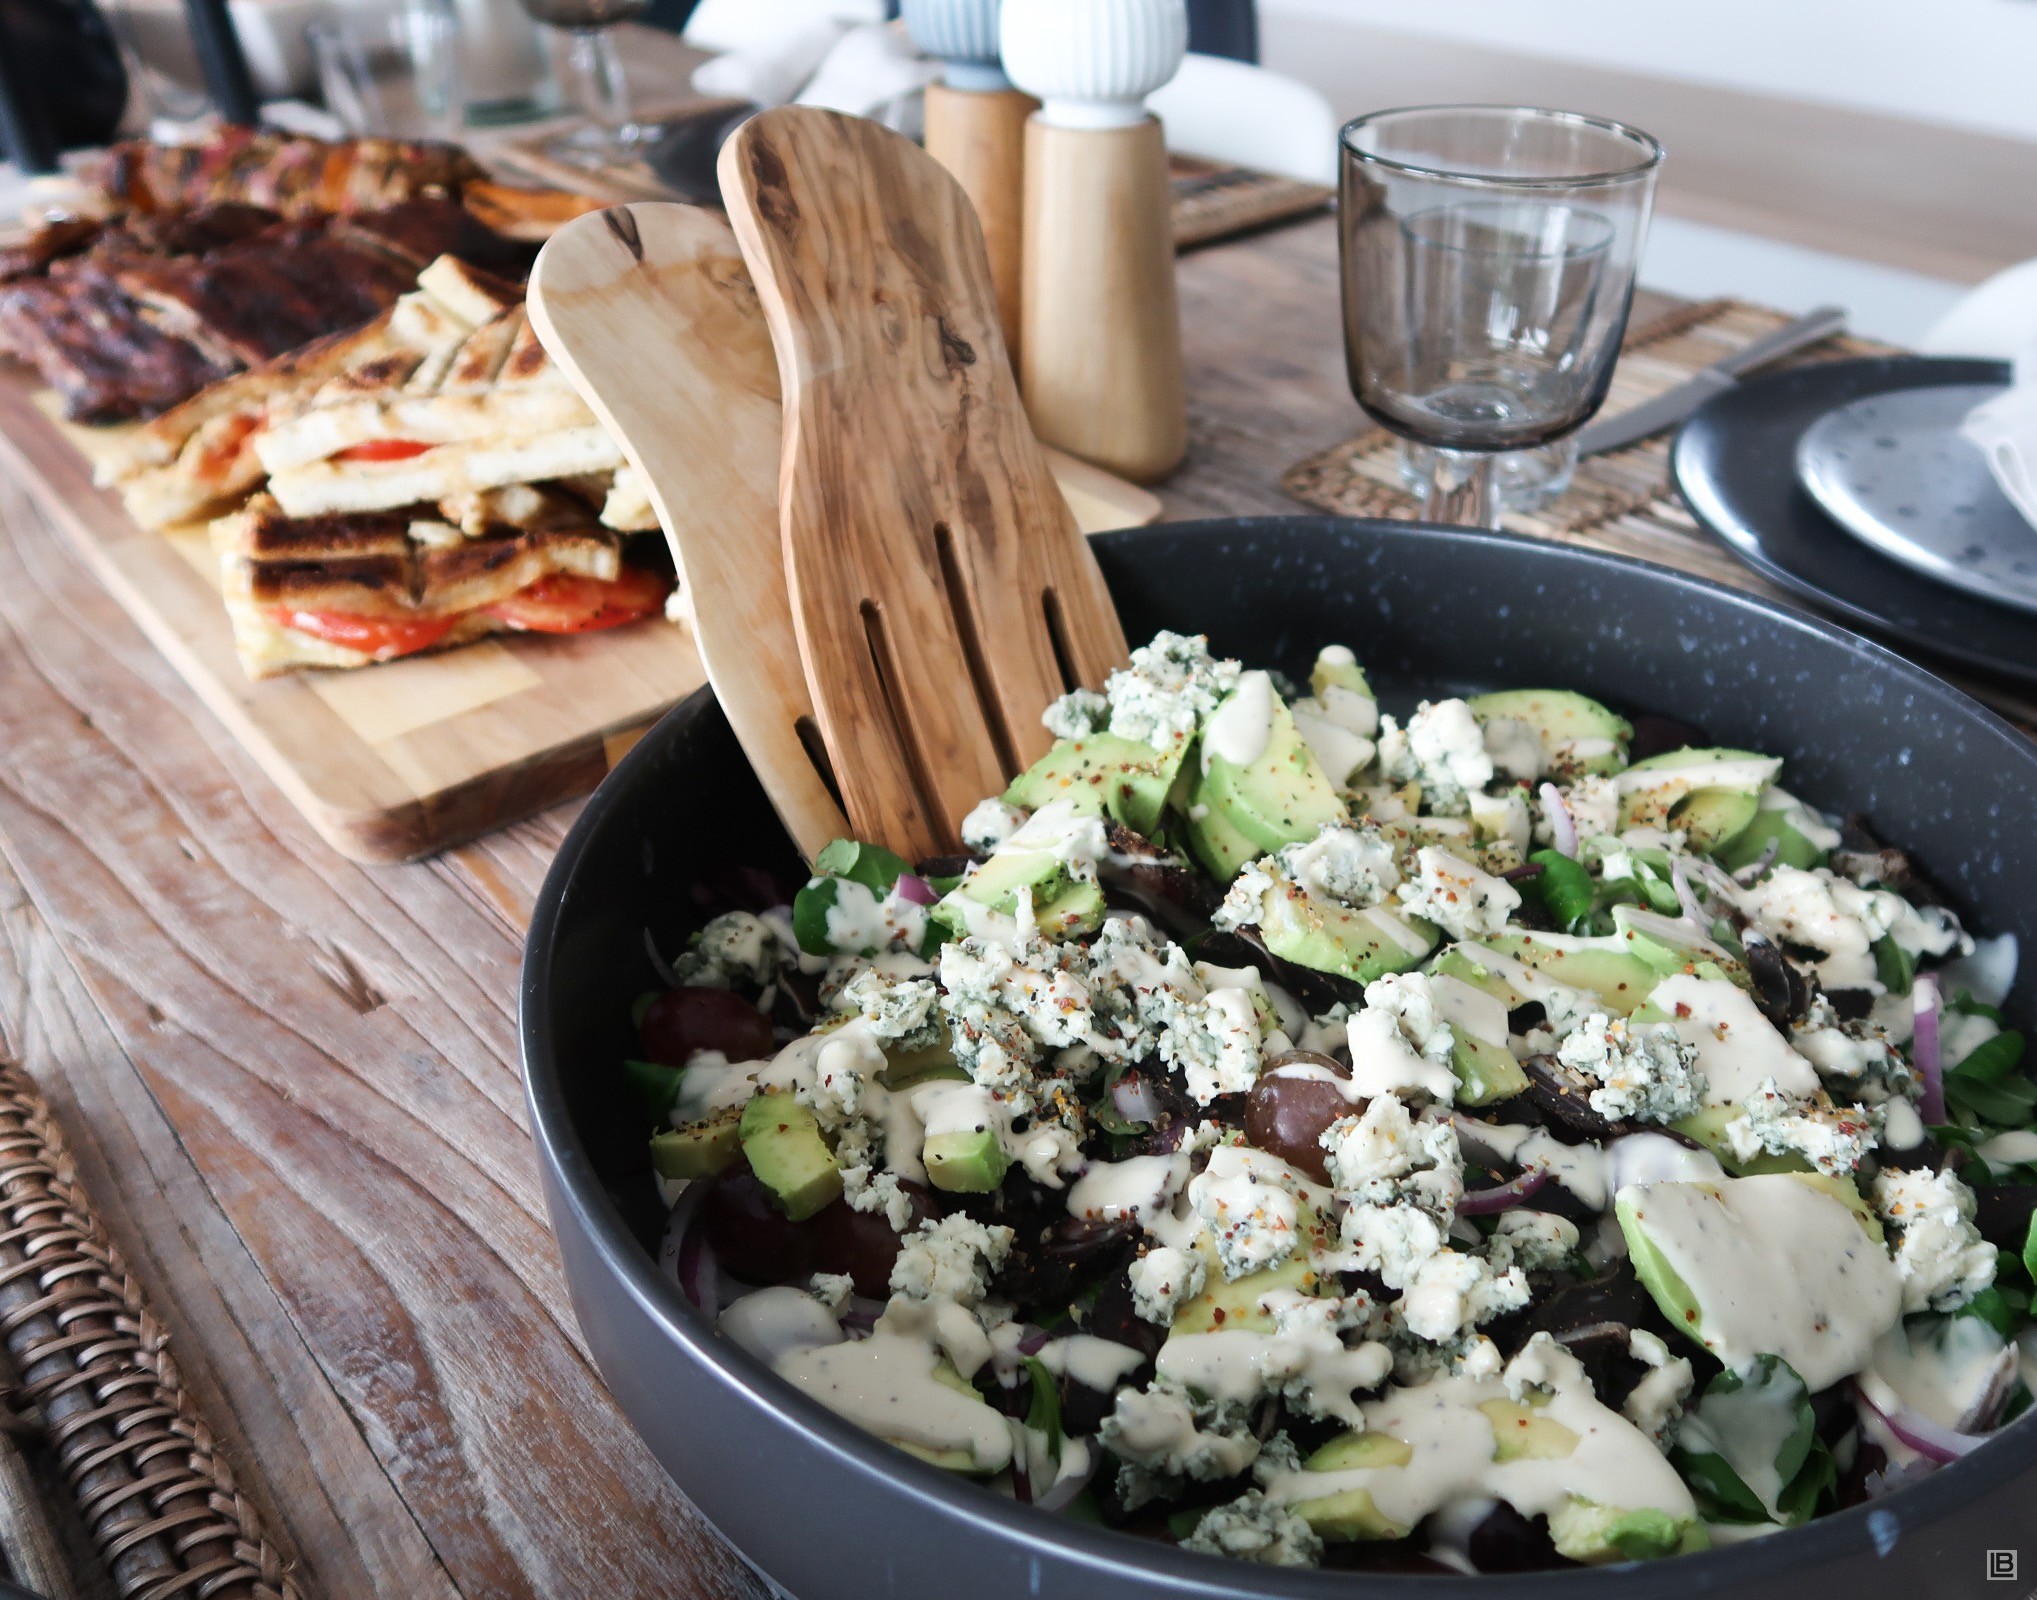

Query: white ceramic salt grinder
left=1000, top=0, right=1187, bottom=482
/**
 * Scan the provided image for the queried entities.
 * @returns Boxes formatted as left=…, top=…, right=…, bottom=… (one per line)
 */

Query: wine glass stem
left=1423, top=446, right=1500, bottom=529
left=568, top=26, right=631, bottom=132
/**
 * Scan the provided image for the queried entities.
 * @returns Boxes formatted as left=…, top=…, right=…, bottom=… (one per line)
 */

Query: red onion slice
left=1912, top=973, right=1944, bottom=1124
left=668, top=1181, right=721, bottom=1320
left=1034, top=1446, right=1101, bottom=1513
left=1539, top=783, right=1577, bottom=858
left=1855, top=1379, right=1986, bottom=1464
left=1671, top=855, right=1711, bottom=933
left=1111, top=1073, right=1165, bottom=1128
left=1457, top=1168, right=1548, bottom=1215
left=894, top=873, right=939, bottom=906
left=1016, top=1325, right=1053, bottom=1358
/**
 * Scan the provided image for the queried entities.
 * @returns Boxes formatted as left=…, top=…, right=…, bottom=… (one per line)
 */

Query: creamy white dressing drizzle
left=1202, top=671, right=1277, bottom=772
left=718, top=1287, right=845, bottom=1367
left=1621, top=1176, right=1901, bottom=1390
left=1645, top=973, right=1819, bottom=1106
left=1155, top=1329, right=1393, bottom=1428
left=1861, top=1314, right=2010, bottom=1430
left=1978, top=1129, right=2037, bottom=1168
left=1452, top=943, right=1601, bottom=1035
left=1036, top=1335, right=1147, bottom=1392
left=1065, top=1153, right=1193, bottom=1228
left=1259, top=1362, right=1695, bottom=1532
left=777, top=1331, right=1012, bottom=1470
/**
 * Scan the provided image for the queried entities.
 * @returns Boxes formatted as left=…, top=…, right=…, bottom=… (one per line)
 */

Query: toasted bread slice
left=212, top=489, right=635, bottom=678
left=264, top=426, right=623, bottom=518
left=104, top=255, right=525, bottom=527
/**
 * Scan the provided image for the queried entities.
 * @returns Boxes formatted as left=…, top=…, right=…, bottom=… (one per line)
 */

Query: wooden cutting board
left=0, top=366, right=1159, bottom=864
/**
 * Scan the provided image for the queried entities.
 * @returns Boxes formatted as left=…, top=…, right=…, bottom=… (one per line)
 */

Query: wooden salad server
left=719, top=106, right=1131, bottom=861
left=525, top=202, right=849, bottom=862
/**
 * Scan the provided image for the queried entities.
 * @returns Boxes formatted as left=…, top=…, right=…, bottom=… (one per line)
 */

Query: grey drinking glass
left=1340, top=105, right=1661, bottom=527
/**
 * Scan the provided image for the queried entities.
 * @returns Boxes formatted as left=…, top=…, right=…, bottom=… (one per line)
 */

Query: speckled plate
left=1674, top=356, right=2037, bottom=686
left=1797, top=384, right=2037, bottom=617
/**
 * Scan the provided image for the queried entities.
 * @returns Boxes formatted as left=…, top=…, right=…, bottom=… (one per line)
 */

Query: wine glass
left=1340, top=105, right=1661, bottom=528
left=518, top=0, right=651, bottom=166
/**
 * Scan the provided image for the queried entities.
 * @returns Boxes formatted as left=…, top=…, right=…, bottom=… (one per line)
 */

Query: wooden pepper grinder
left=1001, top=0, right=1187, bottom=484
left=903, top=0, right=1036, bottom=358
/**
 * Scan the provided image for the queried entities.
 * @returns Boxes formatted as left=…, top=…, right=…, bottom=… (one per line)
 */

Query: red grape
left=702, top=1166, right=816, bottom=1283
left=1243, top=1052, right=1362, bottom=1182
left=639, top=986, right=775, bottom=1066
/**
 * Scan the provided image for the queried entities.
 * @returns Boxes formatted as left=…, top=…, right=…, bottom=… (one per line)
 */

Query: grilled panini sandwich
left=214, top=484, right=666, bottom=678
left=103, top=254, right=526, bottom=530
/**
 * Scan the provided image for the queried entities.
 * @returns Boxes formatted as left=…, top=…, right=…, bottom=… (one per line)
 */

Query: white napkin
left=690, top=21, right=849, bottom=108
left=691, top=20, right=938, bottom=125
left=1959, top=339, right=2037, bottom=529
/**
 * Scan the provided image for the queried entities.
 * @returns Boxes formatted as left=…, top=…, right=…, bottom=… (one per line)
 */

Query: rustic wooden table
left=0, top=212, right=1385, bottom=1600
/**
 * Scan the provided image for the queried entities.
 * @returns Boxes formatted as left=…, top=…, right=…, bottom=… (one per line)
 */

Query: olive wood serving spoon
left=526, top=201, right=849, bottom=861
left=718, top=106, right=1130, bottom=860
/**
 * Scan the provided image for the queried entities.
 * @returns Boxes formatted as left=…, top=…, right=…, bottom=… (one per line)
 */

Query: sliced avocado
left=1615, top=1187, right=1706, bottom=1346
left=1466, top=689, right=1632, bottom=776
left=1714, top=805, right=1827, bottom=872
left=1034, top=878, right=1106, bottom=941
left=1172, top=1215, right=1325, bottom=1332
left=1257, top=878, right=1436, bottom=988
left=1197, top=686, right=1348, bottom=854
left=1483, top=928, right=1660, bottom=1015
left=1453, top=1031, right=1531, bottom=1106
left=1478, top=1397, right=1580, bottom=1462
left=1289, top=1431, right=1413, bottom=1541
left=1667, top=1104, right=1812, bottom=1177
left=1310, top=647, right=1373, bottom=701
left=890, top=1362, right=1009, bottom=1474
left=1783, top=1170, right=1883, bottom=1241
left=933, top=841, right=1104, bottom=943
left=1548, top=1499, right=1704, bottom=1565
left=1618, top=747, right=1783, bottom=832
left=1003, top=732, right=1186, bottom=837
left=1612, top=904, right=1744, bottom=984
left=924, top=1127, right=1012, bottom=1193
left=1431, top=945, right=1529, bottom=1009
left=649, top=1104, right=744, bottom=1180
left=1431, top=972, right=1529, bottom=1105
left=1670, top=787, right=1762, bottom=852
left=880, top=1032, right=968, bottom=1092
left=738, top=1092, right=842, bottom=1221
left=1182, top=799, right=1265, bottom=880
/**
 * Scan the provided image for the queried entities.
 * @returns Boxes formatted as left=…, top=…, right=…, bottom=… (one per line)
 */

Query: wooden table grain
left=0, top=214, right=1372, bottom=1600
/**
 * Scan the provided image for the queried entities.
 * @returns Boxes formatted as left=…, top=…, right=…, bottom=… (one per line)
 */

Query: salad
left=622, top=631, right=2029, bottom=1574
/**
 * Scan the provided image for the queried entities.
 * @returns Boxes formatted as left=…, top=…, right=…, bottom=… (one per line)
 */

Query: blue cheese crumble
left=1722, top=1078, right=1880, bottom=1176
left=1187, top=1145, right=1308, bottom=1280
left=1555, top=1012, right=1706, bottom=1124
left=1377, top=698, right=1494, bottom=816
left=1183, top=1492, right=1324, bottom=1567
left=1130, top=1245, right=1208, bottom=1326
left=1395, top=847, right=1521, bottom=940
left=889, top=1214, right=1015, bottom=1306
left=1872, top=1167, right=1997, bottom=1313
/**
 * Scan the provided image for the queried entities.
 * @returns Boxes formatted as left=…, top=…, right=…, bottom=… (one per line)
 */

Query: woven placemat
left=1281, top=299, right=2037, bottom=733
left=0, top=1053, right=302, bottom=1600
left=488, top=129, right=1330, bottom=254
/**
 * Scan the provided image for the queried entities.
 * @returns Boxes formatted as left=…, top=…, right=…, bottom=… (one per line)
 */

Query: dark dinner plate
left=1673, top=355, right=2037, bottom=685
left=523, top=517, right=2037, bottom=1600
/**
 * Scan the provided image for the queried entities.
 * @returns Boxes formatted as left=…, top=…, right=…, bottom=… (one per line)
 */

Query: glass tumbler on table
left=1340, top=105, right=1661, bottom=528
left=518, top=0, right=650, bottom=166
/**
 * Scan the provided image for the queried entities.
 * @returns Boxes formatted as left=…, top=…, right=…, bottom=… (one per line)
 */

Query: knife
left=1576, top=304, right=1850, bottom=458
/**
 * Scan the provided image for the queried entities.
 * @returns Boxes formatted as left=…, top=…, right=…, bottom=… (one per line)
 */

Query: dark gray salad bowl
left=521, top=517, right=2037, bottom=1600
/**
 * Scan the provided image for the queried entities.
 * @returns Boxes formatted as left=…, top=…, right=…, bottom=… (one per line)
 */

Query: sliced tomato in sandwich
left=268, top=608, right=457, bottom=660
left=482, top=569, right=671, bottom=634
left=334, top=439, right=436, bottom=463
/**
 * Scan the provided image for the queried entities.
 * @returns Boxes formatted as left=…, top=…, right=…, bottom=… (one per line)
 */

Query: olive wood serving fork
left=718, top=106, right=1130, bottom=860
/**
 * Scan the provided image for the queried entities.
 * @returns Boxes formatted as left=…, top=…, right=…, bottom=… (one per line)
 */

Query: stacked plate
left=1674, top=356, right=2037, bottom=684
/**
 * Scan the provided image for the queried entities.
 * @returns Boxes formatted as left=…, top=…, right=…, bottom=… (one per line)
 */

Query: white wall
left=1263, top=0, right=2037, bottom=143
